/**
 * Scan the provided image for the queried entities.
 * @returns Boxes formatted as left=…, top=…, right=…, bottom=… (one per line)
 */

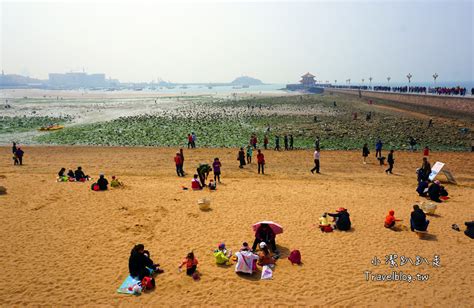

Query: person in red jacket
left=174, top=152, right=184, bottom=177
left=384, top=210, right=402, bottom=229
left=257, top=149, right=265, bottom=175
left=423, top=146, right=430, bottom=157
left=263, top=135, right=269, bottom=150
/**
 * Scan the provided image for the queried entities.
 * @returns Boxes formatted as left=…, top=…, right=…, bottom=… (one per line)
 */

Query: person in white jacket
left=234, top=242, right=258, bottom=274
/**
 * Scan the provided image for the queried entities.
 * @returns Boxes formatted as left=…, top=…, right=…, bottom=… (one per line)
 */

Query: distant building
left=48, top=72, right=107, bottom=88
left=286, top=72, right=323, bottom=93
left=300, top=72, right=316, bottom=86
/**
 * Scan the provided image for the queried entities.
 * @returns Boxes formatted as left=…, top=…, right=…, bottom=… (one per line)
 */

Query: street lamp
left=433, top=73, right=438, bottom=84
left=406, top=73, right=412, bottom=84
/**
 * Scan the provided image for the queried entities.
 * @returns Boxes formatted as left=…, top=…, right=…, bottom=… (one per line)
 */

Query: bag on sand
left=91, top=183, right=99, bottom=191
left=141, top=276, right=155, bottom=290
left=261, top=265, right=273, bottom=280
left=288, top=250, right=302, bottom=265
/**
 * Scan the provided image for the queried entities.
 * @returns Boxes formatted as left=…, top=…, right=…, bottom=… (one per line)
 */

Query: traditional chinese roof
left=301, top=72, right=315, bottom=78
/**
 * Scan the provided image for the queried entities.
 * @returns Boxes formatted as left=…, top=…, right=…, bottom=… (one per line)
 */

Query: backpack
left=141, top=276, right=155, bottom=290
left=91, top=183, right=99, bottom=191
left=288, top=250, right=302, bottom=265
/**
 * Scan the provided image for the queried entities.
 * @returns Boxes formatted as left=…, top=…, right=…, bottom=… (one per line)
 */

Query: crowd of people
left=332, top=85, right=472, bottom=96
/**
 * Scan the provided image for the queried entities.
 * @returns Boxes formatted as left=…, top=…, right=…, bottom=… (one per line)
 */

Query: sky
left=1, top=0, right=473, bottom=83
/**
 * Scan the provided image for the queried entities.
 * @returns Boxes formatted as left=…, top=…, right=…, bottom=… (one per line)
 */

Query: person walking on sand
left=12, top=142, right=17, bottom=155
left=238, top=147, right=246, bottom=168
left=179, top=148, right=185, bottom=172
left=174, top=152, right=185, bottom=177
left=385, top=150, right=394, bottom=174
left=246, top=145, right=253, bottom=164
left=274, top=135, right=280, bottom=151
left=311, top=147, right=320, bottom=174
left=257, top=149, right=265, bottom=175
left=289, top=134, right=294, bottom=150
left=263, top=135, right=269, bottom=150
left=15, top=147, right=24, bottom=165
left=284, top=135, right=289, bottom=150
left=375, top=139, right=383, bottom=158
left=212, top=157, right=222, bottom=183
left=362, top=143, right=370, bottom=164
left=315, top=136, right=320, bottom=149
left=187, top=134, right=193, bottom=149
left=191, top=132, right=197, bottom=148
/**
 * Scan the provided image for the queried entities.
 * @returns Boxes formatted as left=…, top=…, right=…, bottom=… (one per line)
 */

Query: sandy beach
left=0, top=146, right=472, bottom=306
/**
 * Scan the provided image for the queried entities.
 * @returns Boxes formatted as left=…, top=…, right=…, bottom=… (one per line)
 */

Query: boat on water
left=38, top=125, right=64, bottom=131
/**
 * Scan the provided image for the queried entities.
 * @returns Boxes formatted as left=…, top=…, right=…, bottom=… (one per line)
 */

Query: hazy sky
left=1, top=0, right=473, bottom=83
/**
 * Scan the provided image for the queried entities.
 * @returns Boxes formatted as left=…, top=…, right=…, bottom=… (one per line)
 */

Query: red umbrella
left=253, top=221, right=283, bottom=235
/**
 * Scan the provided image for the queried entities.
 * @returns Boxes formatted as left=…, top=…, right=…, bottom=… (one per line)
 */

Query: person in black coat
left=251, top=223, right=278, bottom=253
left=464, top=221, right=474, bottom=239
left=416, top=180, right=429, bottom=197
left=74, top=166, right=89, bottom=181
left=238, top=147, right=246, bottom=168
left=97, top=174, right=109, bottom=190
left=385, top=150, right=394, bottom=174
left=129, top=244, right=163, bottom=279
left=428, top=181, right=442, bottom=203
left=362, top=143, right=370, bottom=164
left=410, top=204, right=429, bottom=231
left=328, top=208, right=351, bottom=231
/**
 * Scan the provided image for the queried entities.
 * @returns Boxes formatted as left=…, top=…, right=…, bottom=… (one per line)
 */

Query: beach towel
left=117, top=275, right=141, bottom=295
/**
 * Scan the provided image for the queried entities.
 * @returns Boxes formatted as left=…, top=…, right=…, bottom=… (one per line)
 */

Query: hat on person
left=240, top=242, right=249, bottom=251
left=389, top=210, right=395, bottom=215
left=259, top=242, right=267, bottom=249
left=218, top=243, right=225, bottom=249
left=99, top=173, right=104, bottom=176
left=336, top=207, right=346, bottom=212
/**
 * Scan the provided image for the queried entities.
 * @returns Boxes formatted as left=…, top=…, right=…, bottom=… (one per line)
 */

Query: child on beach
left=238, top=148, right=246, bottom=168
left=208, top=180, right=217, bottom=190
left=257, top=242, right=275, bottom=266
left=110, top=176, right=124, bottom=188
left=246, top=145, right=253, bottom=164
left=57, top=168, right=68, bottom=182
left=212, top=158, right=222, bottom=183
left=191, top=174, right=202, bottom=190
left=234, top=242, right=258, bottom=274
left=362, top=143, right=370, bottom=164
left=213, top=243, right=232, bottom=265
left=257, top=149, right=265, bottom=175
left=179, top=252, right=199, bottom=276
left=384, top=210, right=403, bottom=229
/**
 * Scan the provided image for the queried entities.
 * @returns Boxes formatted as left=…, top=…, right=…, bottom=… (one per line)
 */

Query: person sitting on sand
left=251, top=223, right=278, bottom=253
left=110, top=176, right=124, bottom=188
left=57, top=168, right=68, bottom=182
left=328, top=207, right=352, bottom=231
left=191, top=174, right=203, bottom=190
left=319, top=213, right=333, bottom=232
left=257, top=242, right=275, bottom=266
left=428, top=180, right=442, bottom=203
left=464, top=221, right=474, bottom=239
left=67, top=169, right=75, bottom=180
left=238, top=147, right=246, bottom=168
left=129, top=244, right=163, bottom=280
left=74, top=166, right=89, bottom=182
left=384, top=210, right=403, bottom=229
left=213, top=243, right=232, bottom=265
left=234, top=242, right=259, bottom=274
left=179, top=251, right=199, bottom=276
left=416, top=180, right=429, bottom=197
left=410, top=204, right=429, bottom=232
left=208, top=180, right=217, bottom=190
left=97, top=173, right=109, bottom=190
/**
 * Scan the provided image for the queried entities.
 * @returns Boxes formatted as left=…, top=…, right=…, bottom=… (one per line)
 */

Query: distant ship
left=242, top=85, right=250, bottom=88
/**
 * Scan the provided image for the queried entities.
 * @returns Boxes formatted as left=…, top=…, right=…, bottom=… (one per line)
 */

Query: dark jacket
left=411, top=209, right=428, bottom=231
left=362, top=146, right=370, bottom=157
left=255, top=227, right=275, bottom=242
left=328, top=211, right=351, bottom=231
left=428, top=183, right=441, bottom=202
left=387, top=153, right=394, bottom=164
left=416, top=181, right=428, bottom=196
left=75, top=169, right=86, bottom=181
left=15, top=149, right=24, bottom=157
left=129, top=250, right=155, bottom=278
left=465, top=221, right=474, bottom=239
left=97, top=177, right=108, bottom=190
